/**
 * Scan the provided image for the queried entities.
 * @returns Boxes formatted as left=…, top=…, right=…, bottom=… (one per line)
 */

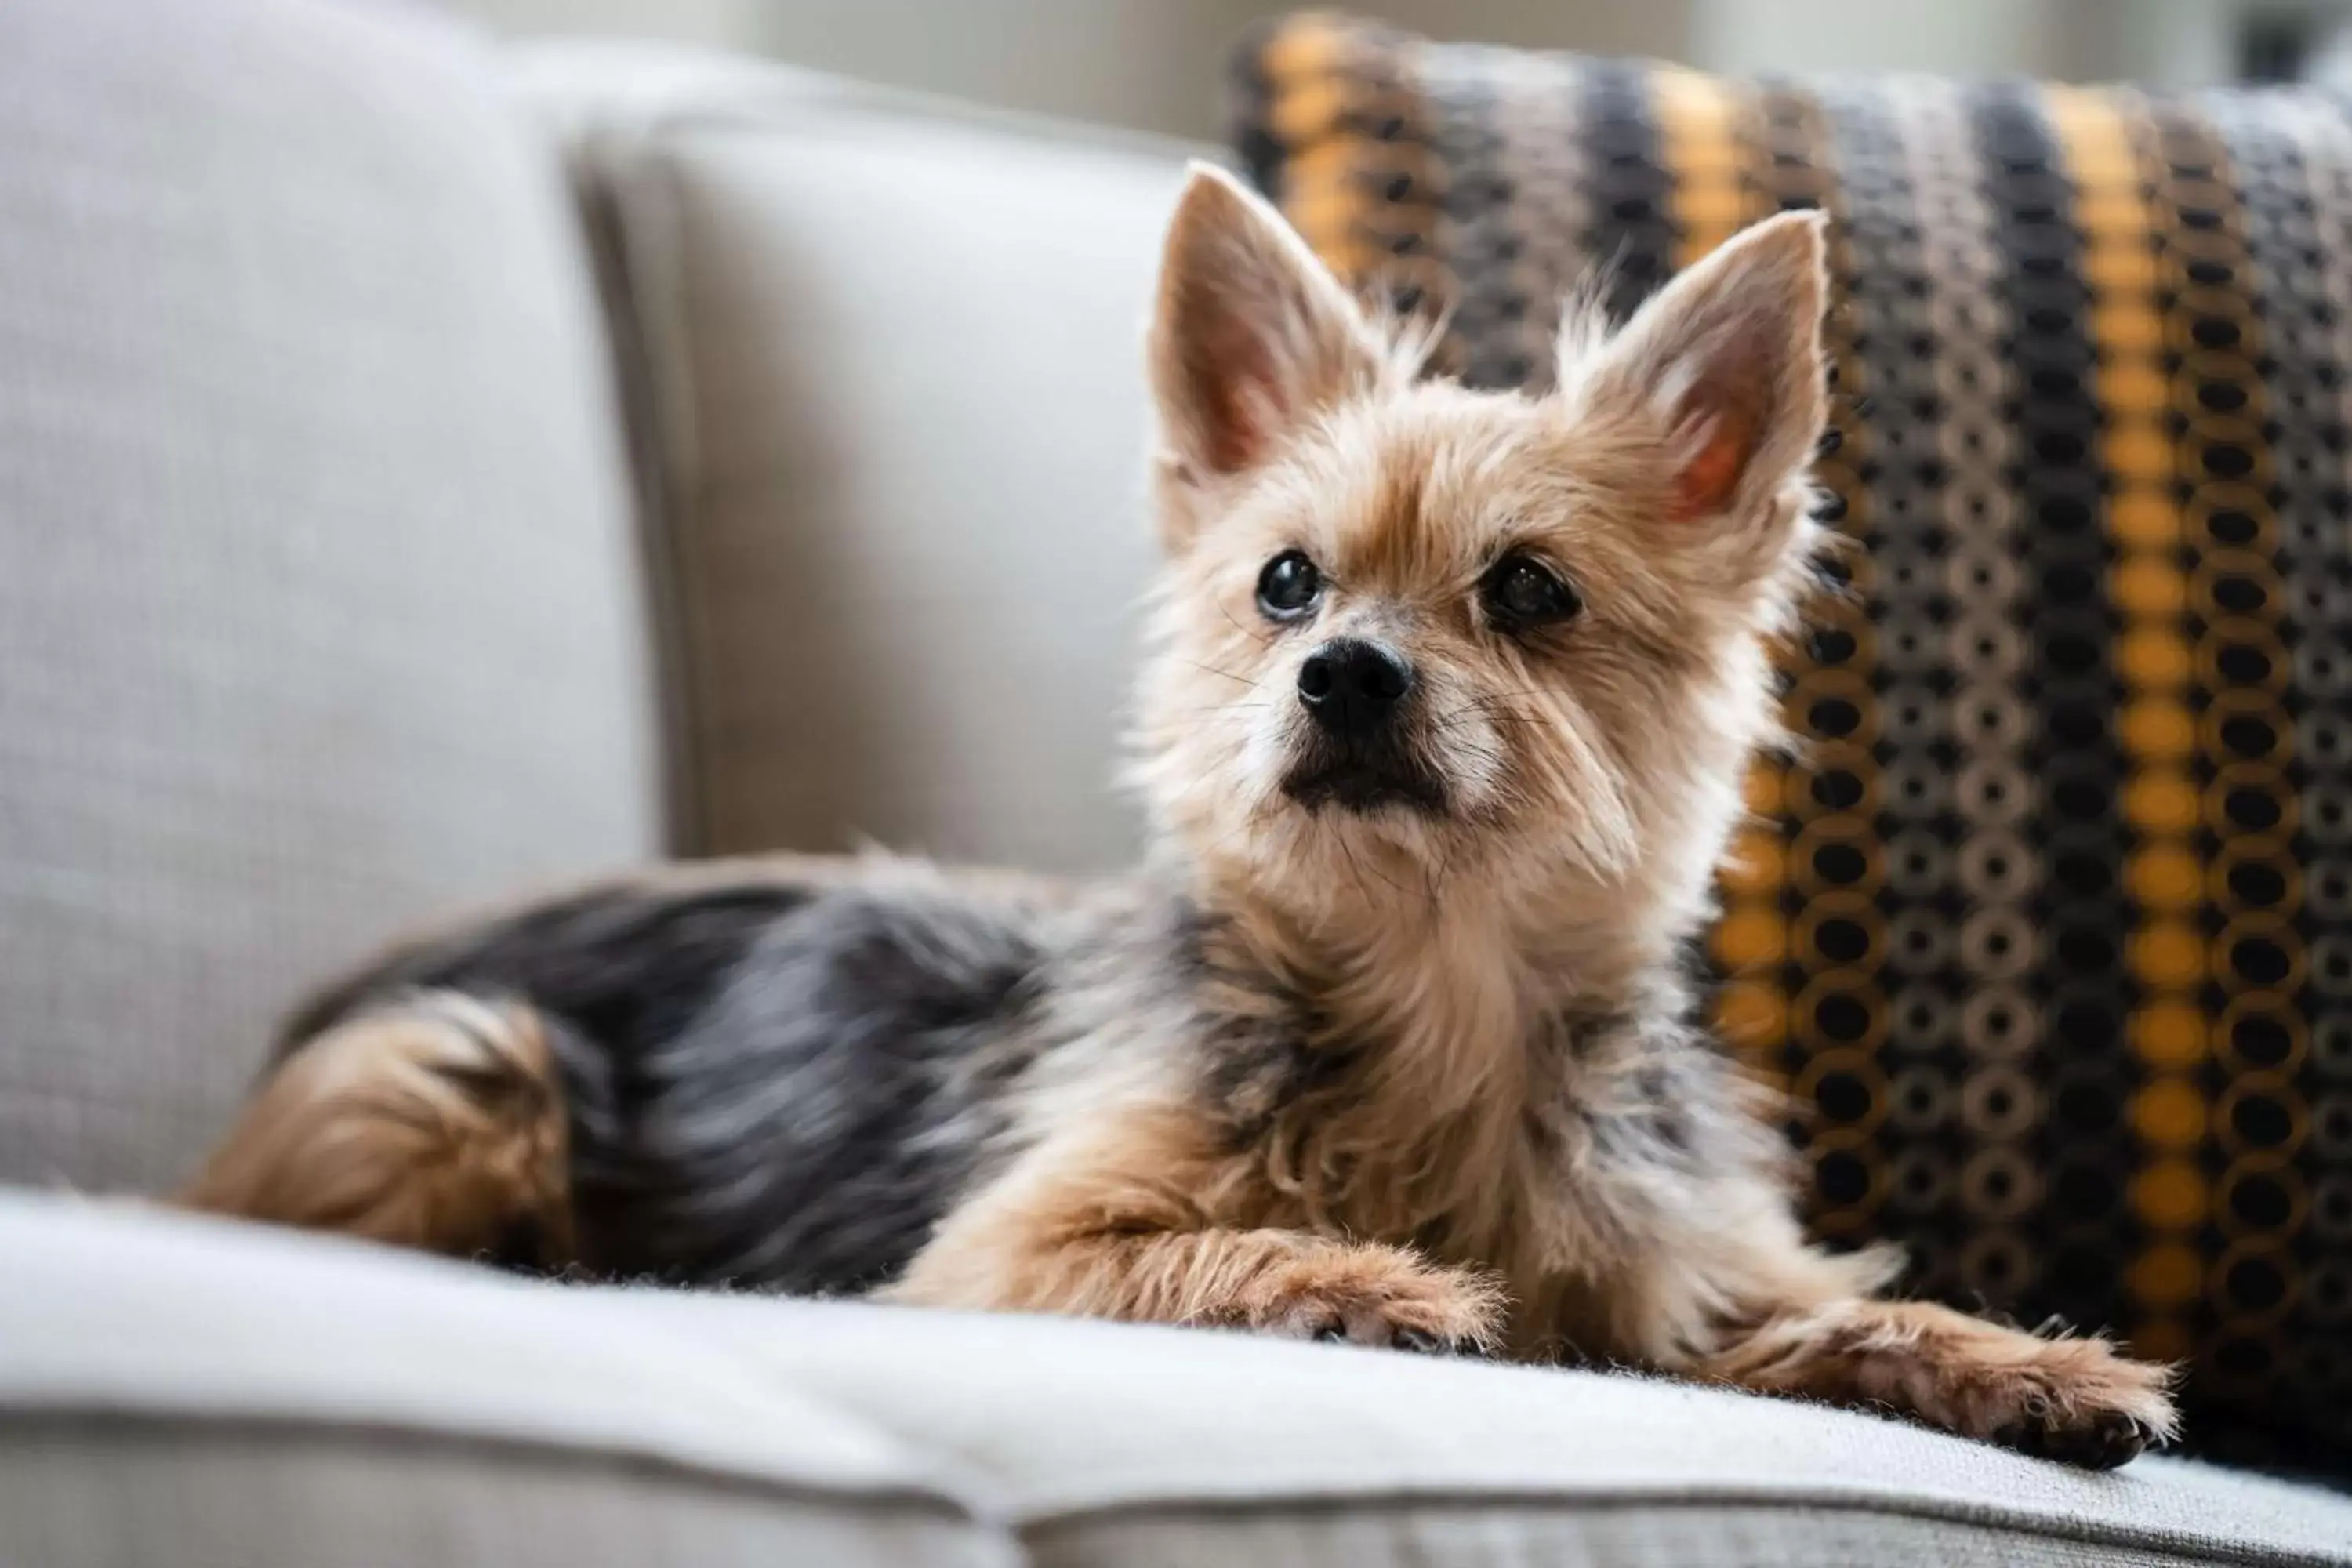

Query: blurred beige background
left=446, top=0, right=2346, bottom=139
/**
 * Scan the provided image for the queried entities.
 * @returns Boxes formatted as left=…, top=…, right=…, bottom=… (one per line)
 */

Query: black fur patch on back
left=284, top=875, right=1050, bottom=1295
left=282, top=881, right=813, bottom=1059
left=582, top=888, right=1047, bottom=1292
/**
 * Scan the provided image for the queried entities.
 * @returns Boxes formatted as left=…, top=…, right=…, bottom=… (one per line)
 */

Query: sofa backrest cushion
left=519, top=45, right=1194, bottom=873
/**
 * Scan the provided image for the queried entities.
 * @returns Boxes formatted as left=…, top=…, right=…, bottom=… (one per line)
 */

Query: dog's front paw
left=1715, top=1300, right=2178, bottom=1470
left=1246, top=1243, right=1506, bottom=1355
left=1973, top=1336, right=2178, bottom=1469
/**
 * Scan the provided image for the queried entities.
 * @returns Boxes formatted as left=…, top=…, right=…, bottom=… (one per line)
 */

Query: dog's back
left=186, top=862, right=1059, bottom=1293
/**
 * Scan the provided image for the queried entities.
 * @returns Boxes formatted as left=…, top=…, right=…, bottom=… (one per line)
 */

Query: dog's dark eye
left=1483, top=554, right=1581, bottom=629
left=1256, top=550, right=1323, bottom=621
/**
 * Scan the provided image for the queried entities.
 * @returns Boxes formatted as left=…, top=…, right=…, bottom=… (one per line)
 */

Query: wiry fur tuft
left=184, top=169, right=2176, bottom=1470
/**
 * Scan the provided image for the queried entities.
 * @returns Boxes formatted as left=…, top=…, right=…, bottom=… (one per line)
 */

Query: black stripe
left=1970, top=82, right=2140, bottom=1337
left=1576, top=60, right=1678, bottom=321
left=1229, top=17, right=1293, bottom=205
left=1421, top=64, right=1530, bottom=388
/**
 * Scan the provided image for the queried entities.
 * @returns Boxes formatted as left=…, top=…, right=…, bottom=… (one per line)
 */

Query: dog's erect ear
left=1149, top=163, right=1385, bottom=506
left=1570, top=210, right=1830, bottom=525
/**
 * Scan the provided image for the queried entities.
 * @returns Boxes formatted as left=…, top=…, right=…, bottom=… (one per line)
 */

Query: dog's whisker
left=1174, top=656, right=1261, bottom=688
left=1214, top=600, right=1279, bottom=648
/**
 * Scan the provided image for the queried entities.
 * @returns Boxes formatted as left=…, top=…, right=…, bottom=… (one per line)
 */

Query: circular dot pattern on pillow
left=1233, top=13, right=2352, bottom=1478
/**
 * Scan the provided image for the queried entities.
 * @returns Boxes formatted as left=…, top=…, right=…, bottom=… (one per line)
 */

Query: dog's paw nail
left=1992, top=1406, right=2153, bottom=1470
left=1312, top=1322, right=1350, bottom=1343
left=2056, top=1412, right=2154, bottom=1472
left=1394, top=1327, right=1445, bottom=1355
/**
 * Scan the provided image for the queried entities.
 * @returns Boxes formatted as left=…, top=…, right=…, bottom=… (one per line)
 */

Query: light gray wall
left=446, top=0, right=2270, bottom=138
left=457, top=0, right=772, bottom=52
left=446, top=0, right=1690, bottom=138
left=1692, top=0, right=2065, bottom=78
left=1690, top=0, right=2242, bottom=84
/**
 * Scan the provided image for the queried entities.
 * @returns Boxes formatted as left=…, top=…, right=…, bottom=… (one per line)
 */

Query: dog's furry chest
left=1190, top=964, right=1732, bottom=1316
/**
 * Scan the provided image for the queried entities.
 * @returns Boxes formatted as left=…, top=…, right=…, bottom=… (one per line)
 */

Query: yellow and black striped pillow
left=1234, top=14, right=2352, bottom=1475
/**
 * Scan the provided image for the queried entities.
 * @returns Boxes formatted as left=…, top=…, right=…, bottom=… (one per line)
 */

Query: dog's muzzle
left=1283, top=637, right=1446, bottom=814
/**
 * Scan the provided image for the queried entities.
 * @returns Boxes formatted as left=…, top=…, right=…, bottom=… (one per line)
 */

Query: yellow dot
left=2111, top=557, right=2187, bottom=618
left=2132, top=1080, right=2209, bottom=1149
left=2109, top=491, right=2182, bottom=550
left=2131, top=922, right=2205, bottom=986
left=2086, top=243, right=2159, bottom=296
left=2130, top=1002, right=2207, bottom=1069
left=2095, top=305, right=2166, bottom=355
left=2117, top=628, right=2193, bottom=689
left=1675, top=141, right=1744, bottom=178
left=2075, top=194, right=2140, bottom=235
left=1290, top=193, right=1367, bottom=253
left=2128, top=1243, right=2205, bottom=1308
left=2107, top=421, right=2175, bottom=484
left=2056, top=124, right=2133, bottom=183
left=2129, top=846, right=2204, bottom=910
left=1713, top=906, right=1786, bottom=968
left=1681, top=187, right=1747, bottom=231
left=2119, top=699, right=2196, bottom=760
left=2125, top=772, right=2201, bottom=833
left=2099, top=361, right=2169, bottom=419
left=1717, top=982, right=1786, bottom=1051
left=2129, top=1318, right=2194, bottom=1363
left=1268, top=81, right=1349, bottom=142
left=1742, top=761, right=1782, bottom=815
left=2132, top=1160, right=2209, bottom=1229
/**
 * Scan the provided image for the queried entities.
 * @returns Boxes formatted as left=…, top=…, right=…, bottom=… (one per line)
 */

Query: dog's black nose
left=1298, top=638, right=1414, bottom=736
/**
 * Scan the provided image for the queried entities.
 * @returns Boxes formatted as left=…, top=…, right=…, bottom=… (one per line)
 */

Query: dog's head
left=1131, top=165, right=1830, bottom=955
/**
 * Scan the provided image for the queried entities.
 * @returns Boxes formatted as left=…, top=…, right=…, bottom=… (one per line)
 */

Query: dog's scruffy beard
left=1127, top=633, right=1681, bottom=953
left=1278, top=719, right=1451, bottom=818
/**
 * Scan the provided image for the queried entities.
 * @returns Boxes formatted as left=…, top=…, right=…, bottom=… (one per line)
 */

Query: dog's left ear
left=1570, top=210, right=1830, bottom=526
left=1148, top=163, right=1386, bottom=542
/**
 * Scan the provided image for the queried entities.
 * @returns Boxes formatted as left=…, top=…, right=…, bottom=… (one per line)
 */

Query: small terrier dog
left=187, top=165, right=2175, bottom=1467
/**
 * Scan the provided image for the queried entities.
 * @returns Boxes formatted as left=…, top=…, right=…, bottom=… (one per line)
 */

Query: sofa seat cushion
left=5, top=1191, right=2349, bottom=1567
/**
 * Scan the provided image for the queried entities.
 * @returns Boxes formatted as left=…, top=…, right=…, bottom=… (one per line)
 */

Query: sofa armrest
left=0, top=0, right=663, bottom=1193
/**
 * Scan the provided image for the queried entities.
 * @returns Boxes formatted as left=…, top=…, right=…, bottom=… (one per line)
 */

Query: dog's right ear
left=1148, top=163, right=1384, bottom=543
left=1567, top=210, right=1830, bottom=532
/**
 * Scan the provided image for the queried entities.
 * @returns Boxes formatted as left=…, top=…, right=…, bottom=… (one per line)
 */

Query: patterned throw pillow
left=1232, top=13, right=2352, bottom=1476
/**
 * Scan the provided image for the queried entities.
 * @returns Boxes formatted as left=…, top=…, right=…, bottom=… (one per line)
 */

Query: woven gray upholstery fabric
left=8, top=1193, right=2352, bottom=1568
left=519, top=46, right=1185, bottom=871
left=4, top=1429, right=1003, bottom=1568
left=0, top=0, right=662, bottom=1194
left=1029, top=1508, right=2296, bottom=1568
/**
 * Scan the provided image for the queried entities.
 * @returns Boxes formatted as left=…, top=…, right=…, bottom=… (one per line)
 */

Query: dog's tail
left=180, top=990, right=576, bottom=1269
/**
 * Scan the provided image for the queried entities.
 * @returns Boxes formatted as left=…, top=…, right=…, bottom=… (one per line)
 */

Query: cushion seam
left=0, top=1406, right=1028, bottom=1566
left=572, top=130, right=720, bottom=853
left=1022, top=1490, right=2343, bottom=1568
left=1009, top=1479, right=2350, bottom=1568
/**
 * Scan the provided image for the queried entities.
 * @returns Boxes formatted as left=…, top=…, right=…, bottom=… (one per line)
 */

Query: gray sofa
left=4, top=1, right=2350, bottom=1563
